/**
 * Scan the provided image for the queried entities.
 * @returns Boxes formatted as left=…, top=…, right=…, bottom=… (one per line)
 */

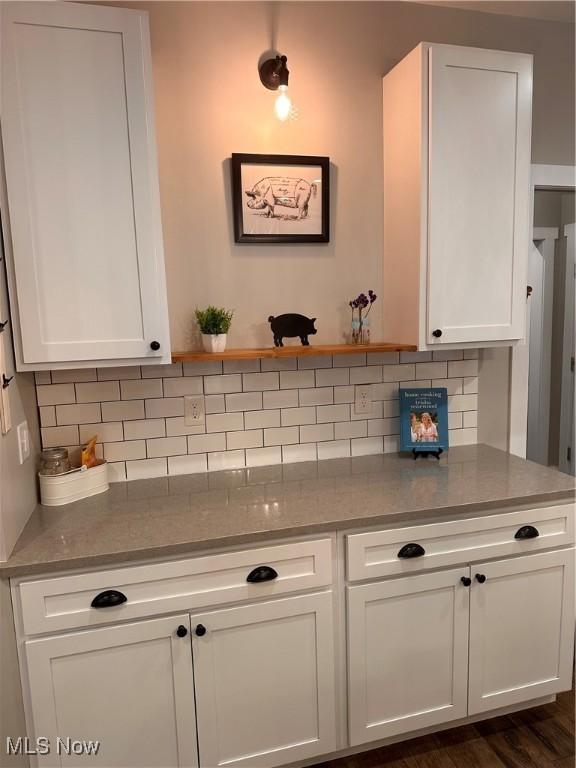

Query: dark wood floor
left=319, top=687, right=575, bottom=768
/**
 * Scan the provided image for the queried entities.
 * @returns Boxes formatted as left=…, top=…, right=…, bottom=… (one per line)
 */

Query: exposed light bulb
left=274, top=85, right=292, bottom=121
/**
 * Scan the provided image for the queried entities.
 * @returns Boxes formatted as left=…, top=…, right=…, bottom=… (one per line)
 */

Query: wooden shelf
left=172, top=342, right=417, bottom=363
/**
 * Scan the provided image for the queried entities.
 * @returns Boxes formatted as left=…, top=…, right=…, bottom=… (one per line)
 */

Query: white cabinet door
left=348, top=568, right=470, bottom=745
left=468, top=549, right=575, bottom=715
left=25, top=615, right=198, bottom=768
left=191, top=593, right=336, bottom=768
left=1, top=2, right=170, bottom=368
left=427, top=45, right=532, bottom=345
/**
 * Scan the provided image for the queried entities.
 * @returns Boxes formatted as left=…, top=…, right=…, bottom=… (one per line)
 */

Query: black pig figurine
left=268, top=314, right=318, bottom=347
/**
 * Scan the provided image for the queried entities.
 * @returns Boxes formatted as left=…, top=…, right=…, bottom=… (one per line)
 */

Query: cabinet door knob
left=150, top=340, right=161, bottom=351
left=90, top=589, right=127, bottom=609
left=460, top=576, right=472, bottom=587
left=432, top=329, right=443, bottom=338
left=397, top=542, right=425, bottom=559
left=176, top=625, right=188, bottom=638
left=475, top=573, right=487, bottom=584
left=195, top=624, right=207, bottom=637
left=246, top=565, right=278, bottom=583
left=515, top=525, right=539, bottom=540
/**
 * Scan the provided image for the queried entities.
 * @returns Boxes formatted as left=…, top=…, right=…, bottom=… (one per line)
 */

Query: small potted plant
left=195, top=306, right=234, bottom=353
left=349, top=290, right=377, bottom=344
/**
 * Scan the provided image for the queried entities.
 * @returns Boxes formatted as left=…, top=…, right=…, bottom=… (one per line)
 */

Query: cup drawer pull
left=90, top=589, right=127, bottom=609
left=397, top=543, right=425, bottom=559
left=246, top=565, right=278, bottom=583
left=515, top=525, right=540, bottom=540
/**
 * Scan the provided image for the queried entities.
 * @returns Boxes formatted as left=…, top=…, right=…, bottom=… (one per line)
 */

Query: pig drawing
left=268, top=314, right=318, bottom=347
left=245, top=177, right=317, bottom=220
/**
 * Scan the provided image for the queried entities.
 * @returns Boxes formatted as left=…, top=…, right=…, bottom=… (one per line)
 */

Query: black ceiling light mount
left=259, top=54, right=289, bottom=91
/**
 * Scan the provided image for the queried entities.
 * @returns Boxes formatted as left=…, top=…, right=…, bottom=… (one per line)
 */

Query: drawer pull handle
left=398, top=543, right=425, bottom=559
left=90, top=589, right=127, bottom=609
left=515, top=525, right=539, bottom=540
left=246, top=565, right=278, bottom=583
left=195, top=624, right=207, bottom=637
left=176, top=625, right=188, bottom=638
left=475, top=573, right=487, bottom=584
left=460, top=576, right=472, bottom=587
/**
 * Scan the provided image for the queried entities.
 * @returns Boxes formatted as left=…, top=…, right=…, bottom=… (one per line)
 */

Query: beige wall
left=112, top=1, right=575, bottom=350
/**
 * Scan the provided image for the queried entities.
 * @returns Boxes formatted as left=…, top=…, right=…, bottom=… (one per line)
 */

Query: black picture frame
left=231, top=153, right=330, bottom=244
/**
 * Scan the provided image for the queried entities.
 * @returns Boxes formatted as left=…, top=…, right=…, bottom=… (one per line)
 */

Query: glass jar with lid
left=39, top=447, right=71, bottom=476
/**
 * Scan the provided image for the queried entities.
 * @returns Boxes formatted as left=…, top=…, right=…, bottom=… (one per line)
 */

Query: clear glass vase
left=351, top=317, right=370, bottom=345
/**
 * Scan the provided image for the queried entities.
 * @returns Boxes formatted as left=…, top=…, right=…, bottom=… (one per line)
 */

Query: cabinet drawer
left=18, top=539, right=333, bottom=636
left=347, top=504, right=574, bottom=582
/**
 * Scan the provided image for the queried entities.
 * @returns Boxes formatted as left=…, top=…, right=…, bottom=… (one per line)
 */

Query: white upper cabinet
left=383, top=43, right=532, bottom=349
left=0, top=2, right=170, bottom=370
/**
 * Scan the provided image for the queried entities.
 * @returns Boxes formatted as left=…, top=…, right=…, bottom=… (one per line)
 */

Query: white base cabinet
left=24, top=615, right=198, bottom=768
left=348, top=568, right=470, bottom=745
left=191, top=593, right=336, bottom=768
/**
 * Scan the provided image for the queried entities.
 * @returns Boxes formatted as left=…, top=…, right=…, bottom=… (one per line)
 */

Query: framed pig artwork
left=231, top=154, right=330, bottom=243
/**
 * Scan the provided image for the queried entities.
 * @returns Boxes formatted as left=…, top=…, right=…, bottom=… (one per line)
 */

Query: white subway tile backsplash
left=317, top=439, right=350, bottom=460
left=147, top=436, right=187, bottom=458
left=52, top=368, right=97, bottom=384
left=223, top=360, right=260, bottom=374
left=448, top=359, right=479, bottom=378
left=107, top=462, right=127, bottom=482
left=126, top=458, right=168, bottom=480
left=245, top=446, right=281, bottom=467
left=225, top=392, right=263, bottom=412
left=39, top=406, right=56, bottom=428
left=103, top=400, right=145, bottom=422
left=80, top=422, right=123, bottom=443
left=351, top=436, right=384, bottom=456
left=316, top=404, right=350, bottom=423
left=183, top=360, right=223, bottom=376
left=165, top=417, right=205, bottom=437
left=282, top=443, right=317, bottom=464
left=244, top=409, right=281, bottom=429
left=226, top=429, right=263, bottom=450
left=35, top=371, right=52, bottom=385
left=264, top=426, right=299, bottom=446
left=204, top=374, right=242, bottom=394
left=97, top=366, right=141, bottom=381
left=120, top=379, right=162, bottom=400
left=163, top=377, right=203, bottom=397
left=350, top=366, right=382, bottom=384
left=104, top=440, right=146, bottom=462
left=243, top=372, right=279, bottom=391
left=208, top=450, right=246, bottom=471
left=41, top=425, right=79, bottom=448
left=56, top=403, right=101, bottom=426
left=35, top=350, right=479, bottom=481
left=335, top=420, right=367, bottom=439
left=261, top=358, right=297, bottom=371
left=142, top=363, right=182, bottom=378
left=280, top=370, right=315, bottom=389
left=206, top=412, right=244, bottom=433
left=281, top=406, right=316, bottom=427
left=37, top=384, right=76, bottom=406
left=300, top=423, right=334, bottom=443
left=168, top=454, right=208, bottom=475
left=299, top=387, right=333, bottom=406
left=263, top=389, right=299, bottom=409
left=188, top=433, right=226, bottom=454
left=316, top=368, right=349, bottom=387
left=124, top=419, right=166, bottom=440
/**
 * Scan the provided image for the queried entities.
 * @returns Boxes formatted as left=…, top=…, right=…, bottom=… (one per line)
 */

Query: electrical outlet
left=184, top=395, right=205, bottom=427
left=354, top=385, right=372, bottom=415
left=17, top=421, right=30, bottom=464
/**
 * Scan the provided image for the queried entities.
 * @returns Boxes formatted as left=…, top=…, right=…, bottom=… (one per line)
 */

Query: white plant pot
left=202, top=333, right=227, bottom=353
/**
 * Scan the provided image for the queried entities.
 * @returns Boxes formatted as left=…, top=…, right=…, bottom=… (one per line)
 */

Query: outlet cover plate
left=184, top=395, right=205, bottom=427
left=354, top=385, right=373, bottom=415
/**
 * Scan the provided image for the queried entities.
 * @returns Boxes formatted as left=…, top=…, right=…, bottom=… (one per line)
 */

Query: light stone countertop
left=2, top=445, right=574, bottom=577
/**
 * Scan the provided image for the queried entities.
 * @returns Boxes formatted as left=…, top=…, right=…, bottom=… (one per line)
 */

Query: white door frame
left=509, top=164, right=576, bottom=458
left=526, top=228, right=558, bottom=465
left=558, top=222, right=575, bottom=474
